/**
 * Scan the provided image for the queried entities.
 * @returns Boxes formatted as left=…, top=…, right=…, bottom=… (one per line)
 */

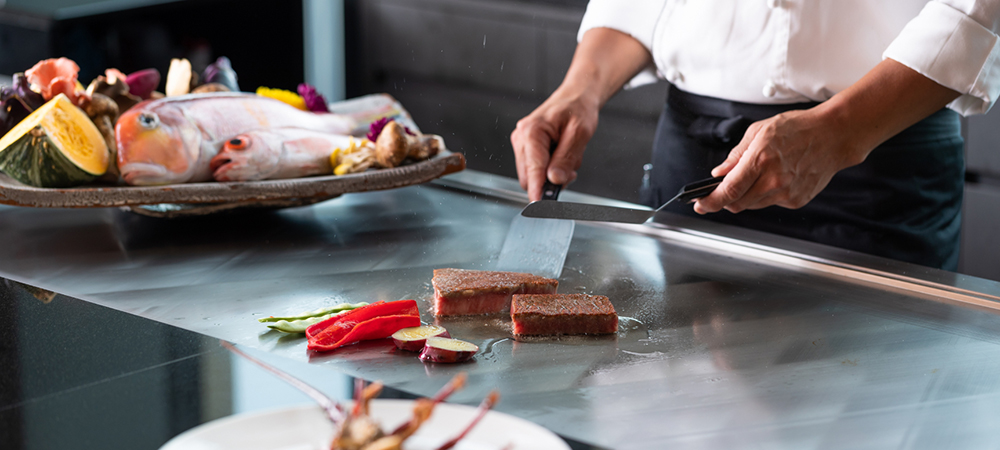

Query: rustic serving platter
left=0, top=151, right=465, bottom=217
left=0, top=93, right=465, bottom=218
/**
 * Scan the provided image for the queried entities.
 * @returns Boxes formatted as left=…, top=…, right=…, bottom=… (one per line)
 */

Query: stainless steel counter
left=2, top=170, right=1000, bottom=449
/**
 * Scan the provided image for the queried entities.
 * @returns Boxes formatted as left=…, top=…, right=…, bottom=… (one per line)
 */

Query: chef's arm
left=511, top=27, right=652, bottom=201
left=693, top=58, right=961, bottom=214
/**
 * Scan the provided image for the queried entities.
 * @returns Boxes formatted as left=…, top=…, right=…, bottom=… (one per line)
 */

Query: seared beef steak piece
left=511, top=294, right=618, bottom=337
left=432, top=268, right=558, bottom=316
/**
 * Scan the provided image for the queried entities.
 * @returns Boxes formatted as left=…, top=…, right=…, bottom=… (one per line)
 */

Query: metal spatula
left=496, top=156, right=575, bottom=280
left=519, top=176, right=723, bottom=224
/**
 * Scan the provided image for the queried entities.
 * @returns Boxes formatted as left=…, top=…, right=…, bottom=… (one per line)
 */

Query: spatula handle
left=676, top=176, right=725, bottom=204
left=542, top=142, right=562, bottom=200
left=542, top=180, right=562, bottom=200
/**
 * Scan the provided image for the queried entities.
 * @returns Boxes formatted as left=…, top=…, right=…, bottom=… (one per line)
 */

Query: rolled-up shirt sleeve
left=883, top=0, right=1000, bottom=115
left=577, top=0, right=667, bottom=89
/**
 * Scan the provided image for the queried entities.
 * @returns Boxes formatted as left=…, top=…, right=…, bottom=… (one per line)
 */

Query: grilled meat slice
left=511, top=294, right=618, bottom=337
left=432, top=268, right=558, bottom=316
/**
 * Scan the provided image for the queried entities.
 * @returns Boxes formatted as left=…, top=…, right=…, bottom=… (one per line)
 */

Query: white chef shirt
left=579, top=0, right=1000, bottom=116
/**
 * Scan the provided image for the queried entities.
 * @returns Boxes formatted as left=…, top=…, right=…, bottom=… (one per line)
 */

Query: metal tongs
left=520, top=176, right=724, bottom=224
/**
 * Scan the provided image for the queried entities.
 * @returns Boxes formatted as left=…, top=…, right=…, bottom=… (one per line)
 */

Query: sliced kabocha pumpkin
left=0, top=93, right=109, bottom=187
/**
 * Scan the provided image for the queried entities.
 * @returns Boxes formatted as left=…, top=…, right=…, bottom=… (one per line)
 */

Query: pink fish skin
left=115, top=92, right=357, bottom=185
left=211, top=128, right=354, bottom=181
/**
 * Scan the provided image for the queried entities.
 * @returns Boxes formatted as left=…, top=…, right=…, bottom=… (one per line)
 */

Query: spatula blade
left=495, top=214, right=575, bottom=280
left=520, top=200, right=654, bottom=224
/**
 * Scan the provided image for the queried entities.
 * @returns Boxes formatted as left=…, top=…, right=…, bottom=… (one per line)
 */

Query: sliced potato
left=392, top=325, right=450, bottom=352
left=419, top=337, right=479, bottom=363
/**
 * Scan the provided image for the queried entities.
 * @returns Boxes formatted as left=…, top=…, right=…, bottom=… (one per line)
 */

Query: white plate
left=160, top=399, right=570, bottom=450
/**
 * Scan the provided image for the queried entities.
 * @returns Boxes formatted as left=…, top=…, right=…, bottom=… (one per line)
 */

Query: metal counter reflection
left=2, top=171, right=1000, bottom=448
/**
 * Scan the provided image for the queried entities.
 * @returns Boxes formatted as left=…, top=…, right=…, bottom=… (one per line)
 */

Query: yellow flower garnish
left=347, top=137, right=360, bottom=154
left=329, top=148, right=342, bottom=170
left=255, top=86, right=307, bottom=110
left=330, top=137, right=377, bottom=176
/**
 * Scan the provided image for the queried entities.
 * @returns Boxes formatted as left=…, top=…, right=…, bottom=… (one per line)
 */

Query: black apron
left=642, top=85, right=965, bottom=270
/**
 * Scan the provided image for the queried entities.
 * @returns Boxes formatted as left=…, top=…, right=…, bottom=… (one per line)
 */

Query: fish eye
left=227, top=137, right=249, bottom=150
left=138, top=112, right=160, bottom=129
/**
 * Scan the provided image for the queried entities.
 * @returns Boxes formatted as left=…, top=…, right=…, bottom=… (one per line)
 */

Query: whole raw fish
left=211, top=128, right=354, bottom=181
left=115, top=92, right=357, bottom=185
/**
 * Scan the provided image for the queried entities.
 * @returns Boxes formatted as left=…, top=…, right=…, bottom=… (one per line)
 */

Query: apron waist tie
left=667, top=84, right=819, bottom=147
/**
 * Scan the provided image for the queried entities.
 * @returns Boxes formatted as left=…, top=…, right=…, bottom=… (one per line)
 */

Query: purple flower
left=297, top=83, right=329, bottom=113
left=367, top=117, right=392, bottom=142
left=367, top=117, right=417, bottom=141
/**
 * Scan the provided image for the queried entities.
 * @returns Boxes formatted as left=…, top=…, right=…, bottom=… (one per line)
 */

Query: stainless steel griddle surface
left=2, top=171, right=1000, bottom=449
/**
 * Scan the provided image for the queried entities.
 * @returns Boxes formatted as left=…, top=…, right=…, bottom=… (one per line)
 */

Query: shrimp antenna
left=431, top=372, right=468, bottom=403
left=220, top=341, right=345, bottom=424
left=436, top=390, right=500, bottom=450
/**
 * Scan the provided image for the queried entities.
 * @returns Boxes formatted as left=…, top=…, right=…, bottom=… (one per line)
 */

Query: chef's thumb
left=546, top=144, right=579, bottom=186
left=548, top=167, right=575, bottom=186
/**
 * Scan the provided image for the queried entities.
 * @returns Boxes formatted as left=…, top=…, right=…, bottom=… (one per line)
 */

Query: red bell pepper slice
left=308, top=314, right=421, bottom=352
left=305, top=299, right=419, bottom=339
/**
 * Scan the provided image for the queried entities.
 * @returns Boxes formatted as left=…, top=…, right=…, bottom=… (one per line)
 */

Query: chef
left=510, top=0, right=1000, bottom=270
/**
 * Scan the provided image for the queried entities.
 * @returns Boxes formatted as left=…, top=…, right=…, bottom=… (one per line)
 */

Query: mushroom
left=374, top=121, right=409, bottom=168
left=332, top=138, right=378, bottom=175
left=408, top=135, right=442, bottom=161
left=191, top=82, right=231, bottom=94
left=81, top=92, right=120, bottom=180
left=334, top=149, right=377, bottom=175
left=374, top=121, right=443, bottom=168
left=188, top=71, right=201, bottom=92
left=86, top=75, right=141, bottom=114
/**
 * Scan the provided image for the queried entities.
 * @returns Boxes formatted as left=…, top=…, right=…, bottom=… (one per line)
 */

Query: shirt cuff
left=883, top=1, right=1000, bottom=116
left=578, top=0, right=665, bottom=89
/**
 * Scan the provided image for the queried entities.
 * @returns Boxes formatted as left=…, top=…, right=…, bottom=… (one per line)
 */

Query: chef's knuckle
left=763, top=148, right=788, bottom=166
left=515, top=117, right=537, bottom=134
left=774, top=173, right=794, bottom=189
left=756, top=179, right=776, bottom=195
left=755, top=120, right=776, bottom=135
left=564, top=122, right=590, bottom=143
left=717, top=184, right=739, bottom=201
left=782, top=192, right=807, bottom=209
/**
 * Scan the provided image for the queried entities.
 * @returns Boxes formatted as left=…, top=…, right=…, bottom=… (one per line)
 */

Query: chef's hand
left=511, top=27, right=653, bottom=201
left=693, top=107, right=861, bottom=214
left=693, top=58, right=961, bottom=215
left=511, top=93, right=598, bottom=201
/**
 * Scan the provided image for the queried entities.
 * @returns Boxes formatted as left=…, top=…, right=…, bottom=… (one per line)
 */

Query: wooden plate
left=0, top=93, right=466, bottom=218
left=0, top=151, right=465, bottom=218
